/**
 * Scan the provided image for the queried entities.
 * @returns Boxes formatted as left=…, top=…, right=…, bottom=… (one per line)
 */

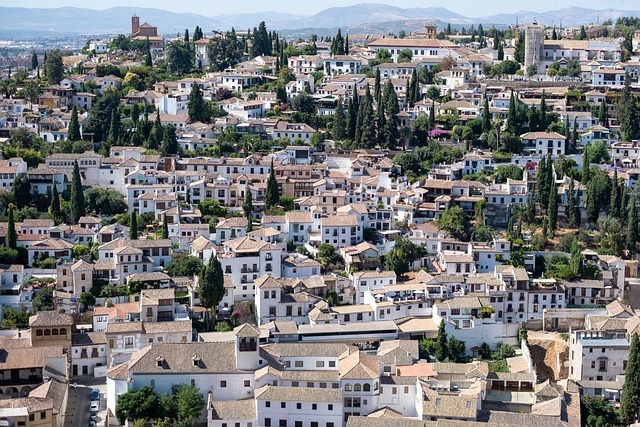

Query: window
left=329, top=361, right=336, bottom=368
left=354, top=383, right=362, bottom=392
left=279, top=421, right=287, bottom=427
left=295, top=361, right=303, bottom=368
left=312, top=403, right=317, bottom=410
left=345, top=384, right=352, bottom=391
left=363, top=383, right=371, bottom=392
left=220, top=380, right=227, bottom=388
left=296, top=403, right=302, bottom=410
left=244, top=380, right=251, bottom=387
left=281, top=402, right=286, bottom=408
left=316, top=361, right=325, bottom=368
left=265, top=419, right=271, bottom=427
left=266, top=401, right=271, bottom=408
left=328, top=405, right=333, bottom=411
left=41, top=412, right=46, bottom=420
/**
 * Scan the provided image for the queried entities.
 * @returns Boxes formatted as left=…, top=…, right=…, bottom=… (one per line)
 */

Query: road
left=64, top=378, right=107, bottom=427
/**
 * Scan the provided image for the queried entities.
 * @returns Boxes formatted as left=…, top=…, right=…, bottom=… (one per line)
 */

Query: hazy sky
left=11, top=0, right=633, bottom=17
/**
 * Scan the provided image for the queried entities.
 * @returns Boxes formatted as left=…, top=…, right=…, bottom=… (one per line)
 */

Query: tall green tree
left=548, top=179, right=558, bottom=234
left=31, top=51, right=38, bottom=70
left=67, top=105, right=81, bottom=141
left=7, top=205, right=17, bottom=250
left=374, top=68, right=381, bottom=105
left=165, top=40, right=193, bottom=75
left=346, top=95, right=359, bottom=140
left=243, top=183, right=253, bottom=232
left=70, top=160, right=85, bottom=223
left=12, top=175, right=31, bottom=209
left=44, top=50, right=64, bottom=85
left=106, top=109, right=121, bottom=149
left=537, top=156, right=550, bottom=209
left=582, top=145, right=591, bottom=184
left=161, top=213, right=169, bottom=240
left=175, top=384, right=205, bottom=424
left=568, top=179, right=578, bottom=228
left=482, top=97, right=491, bottom=133
left=627, top=197, right=638, bottom=256
left=598, top=99, right=609, bottom=127
left=383, top=80, right=400, bottom=148
left=507, top=91, right=518, bottom=133
left=435, top=320, right=449, bottom=361
left=620, top=333, right=640, bottom=425
left=162, top=125, right=179, bottom=155
left=130, top=210, right=138, bottom=240
left=187, top=83, right=209, bottom=123
left=610, top=168, right=621, bottom=218
left=49, top=185, right=62, bottom=225
left=332, top=98, right=346, bottom=141
left=540, top=90, right=547, bottom=130
left=265, top=159, right=279, bottom=210
left=437, top=206, right=468, bottom=241
left=355, top=84, right=375, bottom=147
left=619, top=73, right=639, bottom=141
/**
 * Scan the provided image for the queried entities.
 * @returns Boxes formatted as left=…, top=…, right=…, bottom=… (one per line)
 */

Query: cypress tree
left=332, top=98, right=346, bottom=141
left=49, top=185, right=61, bottom=225
left=243, top=183, right=253, bottom=232
left=507, top=91, right=517, bottom=133
left=346, top=96, right=358, bottom=140
left=537, top=156, right=550, bottom=209
left=383, top=80, right=400, bottom=149
left=528, top=105, right=539, bottom=132
left=355, top=84, right=375, bottom=148
left=106, top=109, right=120, bottom=149
left=68, top=105, right=81, bottom=141
left=184, top=29, right=189, bottom=42
left=145, top=40, right=152, bottom=67
left=497, top=43, right=504, bottom=61
left=572, top=117, right=578, bottom=145
left=610, top=168, right=620, bottom=218
left=598, top=99, right=608, bottom=127
left=540, top=90, right=547, bottom=131
left=568, top=179, right=577, bottom=228
left=586, top=181, right=599, bottom=222
left=147, top=113, right=162, bottom=150
left=435, top=320, right=449, bottom=361
left=620, top=333, right=640, bottom=425
left=374, top=68, right=381, bottom=105
left=31, top=51, right=38, bottom=70
left=130, top=210, right=138, bottom=240
left=375, top=96, right=385, bottom=148
left=162, top=125, right=179, bottom=155
left=265, top=159, right=279, bottom=210
left=429, top=99, right=436, bottom=129
left=161, top=213, right=169, bottom=240
left=188, top=83, right=208, bottom=123
left=7, top=204, right=16, bottom=250
left=619, top=73, right=639, bottom=141
left=582, top=145, right=590, bottom=184
left=548, top=180, right=558, bottom=234
left=71, top=160, right=85, bottom=224
left=408, top=70, right=419, bottom=107
left=405, top=79, right=412, bottom=107
left=627, top=197, right=638, bottom=256
left=482, top=97, right=491, bottom=133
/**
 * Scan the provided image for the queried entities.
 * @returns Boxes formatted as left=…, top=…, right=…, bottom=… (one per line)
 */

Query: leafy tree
left=435, top=320, right=449, bottom=361
left=207, top=29, right=242, bottom=71
left=582, top=395, right=621, bottom=427
left=166, top=255, right=203, bottom=277
left=84, top=187, right=127, bottom=216
left=7, top=205, right=17, bottom=250
left=79, top=292, right=96, bottom=308
left=265, top=159, right=279, bottom=210
left=87, top=88, right=120, bottom=141
left=437, top=206, right=467, bottom=241
left=448, top=336, right=466, bottom=362
left=73, top=245, right=89, bottom=258
left=175, top=384, right=205, bottom=424
left=188, top=84, right=209, bottom=123
left=165, top=40, right=193, bottom=75
left=479, top=343, right=492, bottom=360
left=317, top=244, right=340, bottom=273
left=68, top=106, right=81, bottom=141
left=384, top=245, right=409, bottom=277
left=291, top=92, right=315, bottom=114
left=199, top=255, right=225, bottom=314
left=621, top=333, right=640, bottom=425
left=161, top=213, right=169, bottom=240
left=44, top=50, right=64, bottom=85
left=32, top=286, right=54, bottom=311
left=70, top=160, right=85, bottom=223
left=12, top=175, right=31, bottom=209
left=130, top=210, right=138, bottom=240
left=243, top=183, right=253, bottom=232
left=398, top=49, right=413, bottom=63
left=493, top=343, right=516, bottom=360
left=115, top=386, right=160, bottom=424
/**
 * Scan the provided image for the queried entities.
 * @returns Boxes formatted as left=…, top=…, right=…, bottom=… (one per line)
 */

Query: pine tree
left=243, top=183, right=253, bottom=232
left=130, top=210, right=138, bottom=240
left=265, top=159, right=279, bottom=210
left=332, top=98, right=346, bottom=141
left=161, top=213, right=169, bottom=240
left=620, top=333, right=640, bottom=425
left=627, top=197, right=638, bottom=256
left=7, top=204, right=16, bottom=250
left=71, top=160, right=85, bottom=224
left=548, top=180, right=558, bottom=234
left=610, top=168, right=621, bottom=218
left=482, top=97, right=491, bottom=133
left=49, top=185, right=61, bottom=225
left=67, top=105, right=81, bottom=141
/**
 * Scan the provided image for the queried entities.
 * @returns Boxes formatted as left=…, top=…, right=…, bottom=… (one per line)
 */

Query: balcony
left=241, top=268, right=258, bottom=273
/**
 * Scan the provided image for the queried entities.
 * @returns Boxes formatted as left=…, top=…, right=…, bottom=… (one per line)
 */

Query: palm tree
left=399, top=126, right=412, bottom=150
left=492, top=117, right=504, bottom=151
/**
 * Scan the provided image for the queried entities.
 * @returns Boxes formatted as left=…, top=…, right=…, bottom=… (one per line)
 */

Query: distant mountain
left=1, top=4, right=640, bottom=37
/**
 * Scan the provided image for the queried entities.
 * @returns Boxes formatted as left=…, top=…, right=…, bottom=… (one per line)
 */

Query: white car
left=90, top=401, right=99, bottom=412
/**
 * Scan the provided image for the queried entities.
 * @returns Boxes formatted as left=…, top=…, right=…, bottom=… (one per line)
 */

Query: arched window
left=36, top=329, right=43, bottom=336
left=374, top=381, right=379, bottom=391
left=344, top=383, right=352, bottom=392
left=44, top=329, right=51, bottom=336
left=52, top=329, right=59, bottom=336
left=363, top=383, right=371, bottom=392
left=60, top=328, right=66, bottom=335
left=354, top=383, right=362, bottom=392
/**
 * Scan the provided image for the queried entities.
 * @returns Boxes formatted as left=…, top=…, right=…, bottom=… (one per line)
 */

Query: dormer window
left=156, top=356, right=165, bottom=367
left=192, top=356, right=201, bottom=367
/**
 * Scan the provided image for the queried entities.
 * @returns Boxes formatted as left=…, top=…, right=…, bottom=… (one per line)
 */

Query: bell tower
left=131, top=15, right=140, bottom=36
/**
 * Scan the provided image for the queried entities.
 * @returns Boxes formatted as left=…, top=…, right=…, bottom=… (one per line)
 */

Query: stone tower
left=524, top=24, right=544, bottom=74
left=131, top=15, right=140, bottom=36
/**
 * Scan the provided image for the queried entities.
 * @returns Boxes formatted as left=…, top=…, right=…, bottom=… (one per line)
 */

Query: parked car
left=90, top=389, right=100, bottom=401
left=90, top=401, right=99, bottom=412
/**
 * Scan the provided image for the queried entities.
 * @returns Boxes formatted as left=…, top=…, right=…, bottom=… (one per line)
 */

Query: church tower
left=131, top=15, right=140, bottom=36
